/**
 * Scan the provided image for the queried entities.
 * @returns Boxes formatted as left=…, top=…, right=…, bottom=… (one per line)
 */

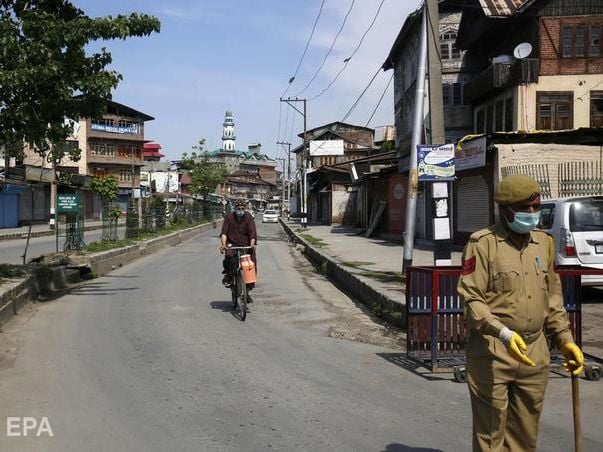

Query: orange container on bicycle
left=240, top=254, right=256, bottom=284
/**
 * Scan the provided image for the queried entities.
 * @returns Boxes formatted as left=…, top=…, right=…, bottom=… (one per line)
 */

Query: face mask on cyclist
left=506, top=208, right=540, bottom=234
left=235, top=209, right=245, bottom=217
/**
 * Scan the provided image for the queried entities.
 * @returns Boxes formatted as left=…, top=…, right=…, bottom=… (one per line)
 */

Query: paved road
left=0, top=228, right=125, bottom=265
left=0, top=224, right=602, bottom=451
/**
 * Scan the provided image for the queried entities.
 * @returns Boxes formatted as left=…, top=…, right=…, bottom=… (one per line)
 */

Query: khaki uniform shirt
left=457, top=223, right=573, bottom=349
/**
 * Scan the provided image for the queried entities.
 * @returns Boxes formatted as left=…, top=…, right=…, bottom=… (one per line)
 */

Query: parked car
left=538, top=195, right=603, bottom=286
left=262, top=209, right=279, bottom=223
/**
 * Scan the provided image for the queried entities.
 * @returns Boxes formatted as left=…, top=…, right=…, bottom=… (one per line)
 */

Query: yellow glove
left=499, top=328, right=536, bottom=367
left=560, top=342, right=584, bottom=376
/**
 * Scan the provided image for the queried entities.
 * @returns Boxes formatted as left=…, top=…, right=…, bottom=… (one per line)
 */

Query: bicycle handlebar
left=226, top=245, right=255, bottom=250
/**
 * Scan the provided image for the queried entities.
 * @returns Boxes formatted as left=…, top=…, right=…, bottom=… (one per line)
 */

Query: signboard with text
left=417, top=144, right=455, bottom=181
left=455, top=136, right=487, bottom=171
left=57, top=194, right=80, bottom=213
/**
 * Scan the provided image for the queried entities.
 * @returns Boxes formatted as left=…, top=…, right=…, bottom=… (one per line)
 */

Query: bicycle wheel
left=237, top=272, right=247, bottom=321
left=231, top=277, right=238, bottom=309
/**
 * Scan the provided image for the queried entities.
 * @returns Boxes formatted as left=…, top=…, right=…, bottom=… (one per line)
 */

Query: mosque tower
left=222, top=110, right=236, bottom=151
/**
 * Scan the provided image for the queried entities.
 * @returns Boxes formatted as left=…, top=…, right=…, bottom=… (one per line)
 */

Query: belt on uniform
left=518, top=330, right=542, bottom=345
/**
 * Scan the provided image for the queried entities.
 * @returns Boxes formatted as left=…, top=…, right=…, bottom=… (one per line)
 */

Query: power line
left=281, top=0, right=327, bottom=98
left=309, top=0, right=387, bottom=101
left=365, top=71, right=394, bottom=127
left=341, top=64, right=382, bottom=123
left=295, top=0, right=356, bottom=97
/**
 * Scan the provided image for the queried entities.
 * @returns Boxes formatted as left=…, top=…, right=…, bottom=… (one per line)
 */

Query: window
left=486, top=105, right=494, bottom=132
left=538, top=204, right=555, bottom=229
left=476, top=109, right=485, bottom=133
left=442, top=84, right=451, bottom=105
left=119, top=170, right=132, bottom=182
left=562, top=23, right=603, bottom=57
left=537, top=92, right=573, bottom=130
left=504, top=98, right=514, bottom=131
left=591, top=91, right=603, bottom=127
left=590, top=25, right=601, bottom=56
left=453, top=83, right=463, bottom=105
left=495, top=100, right=504, bottom=131
left=440, top=31, right=461, bottom=60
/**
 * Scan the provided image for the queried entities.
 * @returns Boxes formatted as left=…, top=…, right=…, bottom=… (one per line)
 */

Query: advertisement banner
left=455, top=136, right=487, bottom=171
left=417, top=144, right=455, bottom=181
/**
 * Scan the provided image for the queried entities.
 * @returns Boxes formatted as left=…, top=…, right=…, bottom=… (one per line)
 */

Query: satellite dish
left=513, top=42, right=533, bottom=59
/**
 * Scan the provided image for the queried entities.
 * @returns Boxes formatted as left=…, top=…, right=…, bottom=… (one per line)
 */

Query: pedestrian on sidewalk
left=457, top=174, right=584, bottom=452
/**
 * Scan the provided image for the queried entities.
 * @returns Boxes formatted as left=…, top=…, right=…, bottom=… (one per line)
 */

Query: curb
left=0, top=221, right=217, bottom=328
left=279, top=219, right=406, bottom=328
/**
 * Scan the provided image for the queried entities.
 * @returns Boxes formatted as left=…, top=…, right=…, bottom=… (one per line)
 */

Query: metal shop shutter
left=457, top=174, right=490, bottom=233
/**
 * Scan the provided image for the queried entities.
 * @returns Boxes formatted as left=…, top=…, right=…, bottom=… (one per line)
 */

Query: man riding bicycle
left=219, top=199, right=257, bottom=290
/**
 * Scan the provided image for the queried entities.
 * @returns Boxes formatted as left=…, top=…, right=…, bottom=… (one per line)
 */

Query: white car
left=538, top=195, right=603, bottom=286
left=262, top=209, right=279, bottom=223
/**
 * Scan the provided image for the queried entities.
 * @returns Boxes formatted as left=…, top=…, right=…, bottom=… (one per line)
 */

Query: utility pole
left=402, top=3, right=428, bottom=274
left=280, top=97, right=307, bottom=228
left=276, top=140, right=292, bottom=214
left=275, top=157, right=287, bottom=215
left=427, top=0, right=445, bottom=145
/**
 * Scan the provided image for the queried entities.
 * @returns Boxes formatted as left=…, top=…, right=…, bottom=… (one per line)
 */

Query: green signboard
left=57, top=194, right=80, bottom=213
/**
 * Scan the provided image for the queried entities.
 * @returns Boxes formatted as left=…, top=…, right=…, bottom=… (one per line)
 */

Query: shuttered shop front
left=455, top=171, right=493, bottom=245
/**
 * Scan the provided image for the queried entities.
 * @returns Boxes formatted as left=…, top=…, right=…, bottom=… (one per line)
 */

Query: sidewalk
left=284, top=222, right=462, bottom=306
left=282, top=220, right=603, bottom=366
left=0, top=219, right=125, bottom=242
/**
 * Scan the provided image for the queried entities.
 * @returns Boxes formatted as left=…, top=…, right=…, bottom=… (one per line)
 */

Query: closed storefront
left=454, top=168, right=494, bottom=245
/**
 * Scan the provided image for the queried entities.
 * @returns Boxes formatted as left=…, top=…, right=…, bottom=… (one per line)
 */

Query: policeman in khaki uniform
left=458, top=174, right=584, bottom=452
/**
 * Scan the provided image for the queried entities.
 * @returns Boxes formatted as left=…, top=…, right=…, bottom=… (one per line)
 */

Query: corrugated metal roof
left=479, top=0, right=531, bottom=17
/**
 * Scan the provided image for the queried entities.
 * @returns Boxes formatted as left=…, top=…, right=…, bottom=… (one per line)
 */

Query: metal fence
left=558, top=161, right=603, bottom=197
left=501, top=164, right=552, bottom=199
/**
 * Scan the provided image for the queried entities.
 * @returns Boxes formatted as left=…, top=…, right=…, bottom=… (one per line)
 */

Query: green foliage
left=381, top=140, right=394, bottom=152
left=300, top=233, right=327, bottom=248
left=90, top=176, right=118, bottom=201
left=180, top=150, right=226, bottom=198
left=0, top=0, right=160, bottom=161
left=85, top=238, right=135, bottom=253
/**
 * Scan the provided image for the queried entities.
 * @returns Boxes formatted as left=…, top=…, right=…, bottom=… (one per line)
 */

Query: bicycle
left=225, top=245, right=255, bottom=321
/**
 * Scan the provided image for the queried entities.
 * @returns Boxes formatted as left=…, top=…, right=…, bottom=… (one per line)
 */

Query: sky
left=75, top=0, right=422, bottom=164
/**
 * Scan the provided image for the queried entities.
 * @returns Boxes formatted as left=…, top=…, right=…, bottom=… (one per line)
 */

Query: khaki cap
left=495, top=174, right=540, bottom=205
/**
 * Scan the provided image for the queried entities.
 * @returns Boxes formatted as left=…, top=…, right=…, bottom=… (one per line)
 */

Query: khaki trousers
left=466, top=332, right=550, bottom=452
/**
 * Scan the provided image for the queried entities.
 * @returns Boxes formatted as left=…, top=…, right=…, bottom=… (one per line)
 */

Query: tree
left=180, top=149, right=226, bottom=219
left=0, top=0, right=160, bottom=163
left=181, top=153, right=227, bottom=199
left=89, top=175, right=120, bottom=240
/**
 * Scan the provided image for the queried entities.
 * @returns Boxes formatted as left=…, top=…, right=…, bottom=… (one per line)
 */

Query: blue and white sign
left=417, top=144, right=455, bottom=181
left=91, top=123, right=138, bottom=135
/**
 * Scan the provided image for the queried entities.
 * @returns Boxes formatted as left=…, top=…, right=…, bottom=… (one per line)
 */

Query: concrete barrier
left=279, top=220, right=406, bottom=328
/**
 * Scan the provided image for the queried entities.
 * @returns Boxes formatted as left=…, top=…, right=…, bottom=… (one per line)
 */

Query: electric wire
left=294, top=0, right=356, bottom=97
left=341, top=64, right=382, bottom=123
left=365, top=71, right=394, bottom=127
left=309, top=0, right=387, bottom=101
left=281, top=0, right=327, bottom=98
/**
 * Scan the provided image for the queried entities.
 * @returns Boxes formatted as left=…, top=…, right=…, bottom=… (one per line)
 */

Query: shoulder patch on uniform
left=462, top=256, right=476, bottom=275
left=468, top=228, right=494, bottom=243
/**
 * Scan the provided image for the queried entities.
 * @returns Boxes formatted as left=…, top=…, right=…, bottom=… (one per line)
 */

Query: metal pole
left=287, top=142, right=291, bottom=212
left=402, top=4, right=428, bottom=273
left=427, top=0, right=445, bottom=145
left=302, top=99, right=308, bottom=229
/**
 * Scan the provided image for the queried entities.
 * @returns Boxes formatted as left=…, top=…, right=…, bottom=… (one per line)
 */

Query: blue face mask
left=235, top=210, right=245, bottom=217
left=507, top=209, right=541, bottom=234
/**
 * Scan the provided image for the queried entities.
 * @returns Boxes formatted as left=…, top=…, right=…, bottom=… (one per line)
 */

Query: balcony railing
left=468, top=58, right=539, bottom=102
left=87, top=152, right=143, bottom=165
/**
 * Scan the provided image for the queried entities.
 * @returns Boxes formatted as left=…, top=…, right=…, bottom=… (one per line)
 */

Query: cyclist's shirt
left=220, top=212, right=257, bottom=247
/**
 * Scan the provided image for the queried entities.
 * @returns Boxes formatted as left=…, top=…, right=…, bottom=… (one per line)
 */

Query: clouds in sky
left=75, top=0, right=421, bottom=161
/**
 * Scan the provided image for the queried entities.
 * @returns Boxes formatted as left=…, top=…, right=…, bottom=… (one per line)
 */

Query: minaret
left=222, top=110, right=236, bottom=151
